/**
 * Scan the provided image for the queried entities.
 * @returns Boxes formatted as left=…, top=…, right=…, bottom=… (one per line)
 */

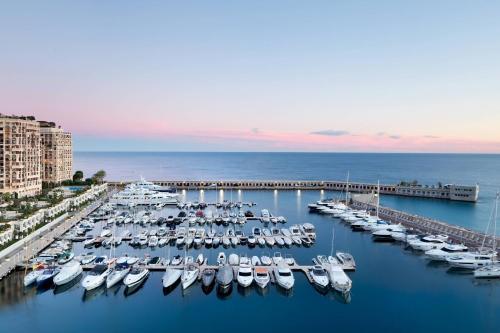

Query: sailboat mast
left=377, top=180, right=380, bottom=219
left=345, top=171, right=349, bottom=204
left=330, top=226, right=335, bottom=257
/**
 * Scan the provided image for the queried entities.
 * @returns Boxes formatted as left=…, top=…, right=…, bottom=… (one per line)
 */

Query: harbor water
left=0, top=153, right=499, bottom=332
left=75, top=152, right=500, bottom=233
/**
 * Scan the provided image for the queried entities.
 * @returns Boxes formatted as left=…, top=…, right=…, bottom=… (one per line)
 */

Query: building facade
left=0, top=115, right=73, bottom=198
left=40, top=122, right=72, bottom=184
left=0, top=116, right=42, bottom=197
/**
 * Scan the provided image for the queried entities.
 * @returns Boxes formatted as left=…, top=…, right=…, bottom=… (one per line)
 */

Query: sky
left=1, top=1, right=500, bottom=153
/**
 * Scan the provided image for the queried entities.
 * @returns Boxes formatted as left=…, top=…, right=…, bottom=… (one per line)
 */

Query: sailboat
left=448, top=193, right=498, bottom=270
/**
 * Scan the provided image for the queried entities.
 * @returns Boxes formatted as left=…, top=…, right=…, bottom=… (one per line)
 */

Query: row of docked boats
left=311, top=197, right=500, bottom=279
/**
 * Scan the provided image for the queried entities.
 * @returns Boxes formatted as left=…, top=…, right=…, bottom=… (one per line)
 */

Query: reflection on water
left=216, top=284, right=233, bottom=300
left=163, top=279, right=181, bottom=296
left=124, top=277, right=148, bottom=297
left=82, top=285, right=106, bottom=302
left=0, top=272, right=36, bottom=309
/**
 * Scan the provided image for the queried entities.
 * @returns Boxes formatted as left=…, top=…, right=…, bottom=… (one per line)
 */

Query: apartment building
left=0, top=115, right=73, bottom=197
left=40, top=121, right=73, bottom=184
left=0, top=115, right=42, bottom=197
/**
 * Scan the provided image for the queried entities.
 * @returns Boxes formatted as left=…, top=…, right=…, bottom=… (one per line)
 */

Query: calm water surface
left=75, top=152, right=500, bottom=232
left=0, top=190, right=499, bottom=333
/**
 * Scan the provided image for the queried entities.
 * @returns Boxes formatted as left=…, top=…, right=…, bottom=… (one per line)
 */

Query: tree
left=2, top=193, right=12, bottom=203
left=92, top=170, right=106, bottom=184
left=73, top=170, right=84, bottom=183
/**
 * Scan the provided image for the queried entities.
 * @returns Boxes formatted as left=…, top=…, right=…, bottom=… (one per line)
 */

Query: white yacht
left=274, top=264, right=294, bottom=290
left=300, top=223, right=316, bottom=240
left=425, top=244, right=469, bottom=261
left=229, top=253, right=239, bottom=266
left=310, top=265, right=330, bottom=289
left=446, top=251, right=497, bottom=269
left=237, top=264, right=253, bottom=287
left=407, top=235, right=449, bottom=251
left=474, top=264, right=500, bottom=278
left=181, top=264, right=199, bottom=290
left=325, top=263, right=352, bottom=293
left=81, top=264, right=111, bottom=291
left=53, top=261, right=83, bottom=286
left=106, top=263, right=131, bottom=288
left=254, top=267, right=270, bottom=288
left=124, top=267, right=149, bottom=288
left=110, top=185, right=178, bottom=206
left=162, top=268, right=182, bottom=288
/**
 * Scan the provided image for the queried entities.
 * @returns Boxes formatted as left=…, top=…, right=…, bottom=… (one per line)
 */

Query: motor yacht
left=446, top=251, right=497, bottom=269
left=272, top=252, right=283, bottom=265
left=106, top=263, right=131, bottom=288
left=336, top=252, right=356, bottom=271
left=217, top=252, right=226, bottom=266
left=251, top=256, right=261, bottom=266
left=407, top=234, right=449, bottom=251
left=124, top=267, right=149, bottom=288
left=310, top=265, right=330, bottom=289
left=260, top=256, right=272, bottom=266
left=254, top=267, right=270, bottom=288
left=82, top=264, right=111, bottom=291
left=425, top=244, right=469, bottom=261
left=325, top=264, right=352, bottom=293
left=36, top=267, right=60, bottom=288
left=170, top=255, right=183, bottom=266
left=274, top=264, right=294, bottom=290
left=201, top=268, right=216, bottom=288
left=474, top=264, right=500, bottom=278
left=237, top=264, right=253, bottom=287
left=54, top=261, right=83, bottom=286
left=216, top=264, right=233, bottom=291
left=24, top=265, right=46, bottom=287
left=162, top=268, right=182, bottom=288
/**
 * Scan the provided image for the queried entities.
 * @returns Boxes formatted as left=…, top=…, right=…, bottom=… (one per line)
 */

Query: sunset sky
left=1, top=1, right=499, bottom=152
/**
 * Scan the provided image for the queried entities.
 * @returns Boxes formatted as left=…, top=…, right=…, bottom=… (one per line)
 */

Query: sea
left=0, top=152, right=498, bottom=333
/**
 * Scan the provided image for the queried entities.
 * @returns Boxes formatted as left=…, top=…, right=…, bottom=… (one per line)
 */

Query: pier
left=350, top=200, right=499, bottom=250
left=108, top=180, right=480, bottom=202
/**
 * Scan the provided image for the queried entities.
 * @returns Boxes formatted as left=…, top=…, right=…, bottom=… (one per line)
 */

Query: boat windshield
left=239, top=272, right=252, bottom=277
left=279, top=271, right=292, bottom=277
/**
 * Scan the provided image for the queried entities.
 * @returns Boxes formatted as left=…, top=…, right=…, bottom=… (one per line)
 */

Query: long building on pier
left=108, top=180, right=479, bottom=202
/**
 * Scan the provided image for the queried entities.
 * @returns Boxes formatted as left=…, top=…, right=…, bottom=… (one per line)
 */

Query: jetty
left=350, top=200, right=499, bottom=250
left=108, top=180, right=480, bottom=202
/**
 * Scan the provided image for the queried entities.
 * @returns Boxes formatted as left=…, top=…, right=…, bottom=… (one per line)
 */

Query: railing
left=350, top=201, right=498, bottom=250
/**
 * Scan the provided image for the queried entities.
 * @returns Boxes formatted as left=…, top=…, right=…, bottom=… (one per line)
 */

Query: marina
left=1, top=184, right=499, bottom=333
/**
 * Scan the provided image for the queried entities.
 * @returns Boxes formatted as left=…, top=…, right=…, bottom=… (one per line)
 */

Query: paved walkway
left=0, top=200, right=103, bottom=280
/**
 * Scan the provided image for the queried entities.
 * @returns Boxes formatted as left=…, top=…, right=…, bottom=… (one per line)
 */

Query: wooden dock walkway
left=350, top=200, right=499, bottom=250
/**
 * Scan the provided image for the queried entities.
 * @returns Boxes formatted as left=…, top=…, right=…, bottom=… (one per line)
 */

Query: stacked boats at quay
left=19, top=179, right=356, bottom=300
left=308, top=193, right=500, bottom=280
